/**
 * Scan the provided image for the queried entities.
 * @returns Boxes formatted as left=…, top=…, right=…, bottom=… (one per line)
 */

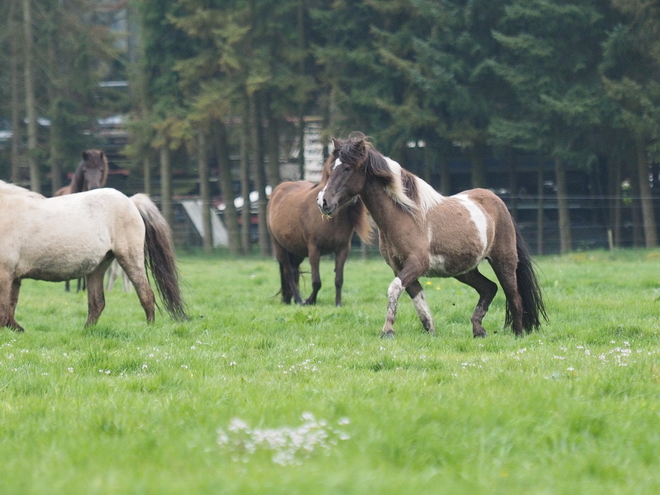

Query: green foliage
left=2, top=252, right=660, bottom=493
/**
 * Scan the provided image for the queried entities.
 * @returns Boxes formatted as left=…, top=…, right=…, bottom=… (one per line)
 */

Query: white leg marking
left=412, top=290, right=435, bottom=333
left=383, top=277, right=404, bottom=334
left=454, top=194, right=488, bottom=256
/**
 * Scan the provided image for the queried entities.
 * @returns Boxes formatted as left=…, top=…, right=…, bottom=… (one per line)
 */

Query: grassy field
left=1, top=249, right=660, bottom=494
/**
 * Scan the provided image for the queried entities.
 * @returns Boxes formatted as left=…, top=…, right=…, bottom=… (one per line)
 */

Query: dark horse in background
left=55, top=149, right=109, bottom=197
left=54, top=150, right=109, bottom=291
left=318, top=133, right=546, bottom=338
left=267, top=157, right=373, bottom=307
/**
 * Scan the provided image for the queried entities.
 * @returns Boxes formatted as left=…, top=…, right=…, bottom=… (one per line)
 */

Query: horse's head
left=317, top=132, right=370, bottom=217
left=78, top=150, right=109, bottom=191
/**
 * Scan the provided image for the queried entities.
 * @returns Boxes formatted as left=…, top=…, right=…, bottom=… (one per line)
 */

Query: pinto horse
left=0, top=181, right=187, bottom=331
left=317, top=133, right=546, bottom=338
left=267, top=159, right=372, bottom=306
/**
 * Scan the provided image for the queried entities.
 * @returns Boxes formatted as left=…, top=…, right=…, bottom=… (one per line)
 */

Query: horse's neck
left=360, top=181, right=415, bottom=233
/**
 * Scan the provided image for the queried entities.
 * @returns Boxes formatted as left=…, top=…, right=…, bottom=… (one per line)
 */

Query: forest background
left=1, top=0, right=659, bottom=256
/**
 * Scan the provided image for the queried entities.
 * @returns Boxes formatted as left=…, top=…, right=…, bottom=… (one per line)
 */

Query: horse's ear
left=356, top=138, right=367, bottom=155
left=100, top=151, right=105, bottom=159
left=82, top=151, right=89, bottom=160
left=331, top=138, right=340, bottom=150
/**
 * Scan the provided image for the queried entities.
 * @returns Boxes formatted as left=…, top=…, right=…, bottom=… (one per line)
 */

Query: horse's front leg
left=381, top=258, right=428, bottom=338
left=406, top=280, right=435, bottom=335
left=333, top=244, right=350, bottom=307
left=0, top=275, right=24, bottom=332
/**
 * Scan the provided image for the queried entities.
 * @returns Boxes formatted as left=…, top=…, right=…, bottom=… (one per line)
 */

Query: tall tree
left=22, top=0, right=39, bottom=192
left=490, top=0, right=610, bottom=253
left=601, top=2, right=660, bottom=247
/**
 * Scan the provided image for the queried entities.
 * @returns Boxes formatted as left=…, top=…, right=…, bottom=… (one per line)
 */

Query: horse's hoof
left=380, top=331, right=394, bottom=339
left=473, top=332, right=486, bottom=338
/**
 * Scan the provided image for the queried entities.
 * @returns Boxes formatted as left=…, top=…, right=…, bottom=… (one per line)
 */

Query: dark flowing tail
left=506, top=223, right=547, bottom=332
left=131, top=194, right=187, bottom=320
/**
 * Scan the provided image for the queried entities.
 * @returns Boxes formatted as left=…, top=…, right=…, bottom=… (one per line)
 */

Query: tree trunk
left=554, top=157, right=572, bottom=253
left=637, top=137, right=657, bottom=247
left=160, top=145, right=173, bottom=228
left=469, top=142, right=487, bottom=189
left=439, top=142, right=450, bottom=195
left=507, top=149, right=518, bottom=221
left=240, top=101, right=251, bottom=254
left=23, top=0, right=39, bottom=193
left=536, top=158, right=544, bottom=255
left=216, top=120, right=241, bottom=255
left=263, top=92, right=281, bottom=188
left=49, top=134, right=62, bottom=194
left=197, top=131, right=213, bottom=254
left=249, top=91, right=270, bottom=256
left=143, top=156, right=152, bottom=197
left=10, top=9, right=22, bottom=184
left=610, top=157, right=622, bottom=248
left=629, top=161, right=643, bottom=247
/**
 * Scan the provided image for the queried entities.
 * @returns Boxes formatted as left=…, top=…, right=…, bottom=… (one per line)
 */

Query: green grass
left=2, top=249, right=660, bottom=494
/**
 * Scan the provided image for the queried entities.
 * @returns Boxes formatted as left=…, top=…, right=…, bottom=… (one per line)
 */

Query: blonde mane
left=381, top=157, right=443, bottom=216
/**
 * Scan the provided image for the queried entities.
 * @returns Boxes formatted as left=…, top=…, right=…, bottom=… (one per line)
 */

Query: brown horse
left=267, top=158, right=373, bottom=307
left=55, top=149, right=109, bottom=196
left=55, top=149, right=109, bottom=291
left=0, top=181, right=186, bottom=332
left=317, top=133, right=546, bottom=338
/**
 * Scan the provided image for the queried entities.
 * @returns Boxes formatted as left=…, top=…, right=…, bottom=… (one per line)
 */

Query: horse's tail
left=348, top=198, right=374, bottom=245
left=506, top=222, right=547, bottom=332
left=130, top=194, right=187, bottom=321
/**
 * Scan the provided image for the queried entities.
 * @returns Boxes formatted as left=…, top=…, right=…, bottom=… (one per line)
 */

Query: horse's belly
left=425, top=251, right=483, bottom=278
left=20, top=252, right=108, bottom=282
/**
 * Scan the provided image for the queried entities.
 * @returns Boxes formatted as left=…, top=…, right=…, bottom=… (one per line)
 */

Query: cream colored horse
left=0, top=181, right=186, bottom=331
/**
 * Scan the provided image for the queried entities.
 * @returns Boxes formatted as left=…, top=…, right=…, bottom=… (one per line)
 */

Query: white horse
left=0, top=181, right=186, bottom=331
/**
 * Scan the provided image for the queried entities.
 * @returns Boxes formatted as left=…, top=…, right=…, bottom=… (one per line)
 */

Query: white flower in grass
left=217, top=412, right=351, bottom=466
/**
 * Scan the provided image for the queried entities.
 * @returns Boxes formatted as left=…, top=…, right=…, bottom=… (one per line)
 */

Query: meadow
left=1, top=249, right=660, bottom=494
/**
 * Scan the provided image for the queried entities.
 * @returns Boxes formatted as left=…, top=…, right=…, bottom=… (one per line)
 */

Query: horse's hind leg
left=489, top=258, right=524, bottom=336
left=116, top=255, right=156, bottom=322
left=85, top=261, right=112, bottom=326
left=304, top=246, right=322, bottom=305
left=273, top=241, right=303, bottom=304
left=455, top=268, right=498, bottom=338
left=405, top=280, right=435, bottom=335
left=332, top=244, right=350, bottom=307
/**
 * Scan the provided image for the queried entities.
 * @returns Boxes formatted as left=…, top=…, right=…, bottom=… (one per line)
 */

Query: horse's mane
left=0, top=180, right=45, bottom=199
left=337, top=133, right=442, bottom=216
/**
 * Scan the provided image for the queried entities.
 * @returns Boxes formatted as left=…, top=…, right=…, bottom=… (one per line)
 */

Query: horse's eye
left=343, top=165, right=351, bottom=172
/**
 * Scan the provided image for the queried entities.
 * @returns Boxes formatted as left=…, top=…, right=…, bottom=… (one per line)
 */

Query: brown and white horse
left=317, top=133, right=546, bottom=338
left=0, top=181, right=186, bottom=331
left=267, top=158, right=372, bottom=306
